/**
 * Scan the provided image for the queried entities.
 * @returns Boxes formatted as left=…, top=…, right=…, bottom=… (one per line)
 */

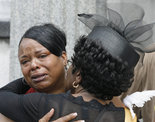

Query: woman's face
left=18, top=38, right=67, bottom=93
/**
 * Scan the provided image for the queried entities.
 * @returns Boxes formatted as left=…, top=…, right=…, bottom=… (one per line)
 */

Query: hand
left=0, top=113, right=14, bottom=122
left=39, top=108, right=85, bottom=122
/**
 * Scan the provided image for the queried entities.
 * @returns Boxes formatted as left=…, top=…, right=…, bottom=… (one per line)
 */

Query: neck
left=112, top=96, right=125, bottom=107
left=72, top=86, right=107, bottom=104
left=37, top=78, right=66, bottom=94
left=72, top=86, right=95, bottom=102
left=72, top=86, right=125, bottom=107
left=37, top=87, right=66, bottom=94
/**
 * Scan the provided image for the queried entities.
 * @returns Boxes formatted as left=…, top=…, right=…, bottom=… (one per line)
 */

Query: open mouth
left=31, top=74, right=47, bottom=83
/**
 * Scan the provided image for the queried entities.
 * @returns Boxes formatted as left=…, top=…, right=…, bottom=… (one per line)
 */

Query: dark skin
left=0, top=38, right=126, bottom=122
left=0, top=65, right=124, bottom=122
left=0, top=40, right=82, bottom=122
left=18, top=38, right=68, bottom=94
left=39, top=108, right=84, bottom=122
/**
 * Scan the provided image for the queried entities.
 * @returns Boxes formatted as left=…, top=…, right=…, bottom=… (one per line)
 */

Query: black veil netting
left=78, top=3, right=155, bottom=67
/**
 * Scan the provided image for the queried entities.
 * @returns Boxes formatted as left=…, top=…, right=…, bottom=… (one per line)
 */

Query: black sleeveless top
left=0, top=78, right=125, bottom=122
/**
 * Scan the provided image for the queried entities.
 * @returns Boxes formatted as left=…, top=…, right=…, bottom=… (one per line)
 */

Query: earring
left=72, top=81, right=79, bottom=89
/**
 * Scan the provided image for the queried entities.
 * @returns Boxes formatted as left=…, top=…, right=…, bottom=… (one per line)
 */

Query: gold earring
left=72, top=81, right=79, bottom=89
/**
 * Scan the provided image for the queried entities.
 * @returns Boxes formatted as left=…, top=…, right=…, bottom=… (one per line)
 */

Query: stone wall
left=0, top=40, right=9, bottom=86
left=9, top=0, right=96, bottom=81
left=0, top=0, right=10, bottom=87
left=5, top=0, right=155, bottom=83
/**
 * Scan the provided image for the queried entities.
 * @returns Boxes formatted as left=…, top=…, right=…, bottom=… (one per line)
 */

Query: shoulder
left=23, top=92, right=66, bottom=104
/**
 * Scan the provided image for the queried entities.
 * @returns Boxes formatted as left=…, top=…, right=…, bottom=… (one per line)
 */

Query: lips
left=31, top=73, right=47, bottom=83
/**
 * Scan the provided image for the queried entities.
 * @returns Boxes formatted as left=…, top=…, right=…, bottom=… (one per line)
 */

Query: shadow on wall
left=0, top=0, right=10, bottom=87
left=0, top=40, right=10, bottom=87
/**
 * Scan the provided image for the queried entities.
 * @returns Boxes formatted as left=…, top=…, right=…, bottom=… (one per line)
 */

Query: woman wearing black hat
left=1, top=3, right=155, bottom=122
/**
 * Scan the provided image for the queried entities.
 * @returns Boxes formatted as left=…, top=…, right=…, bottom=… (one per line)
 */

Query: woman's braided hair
left=71, top=36, right=134, bottom=100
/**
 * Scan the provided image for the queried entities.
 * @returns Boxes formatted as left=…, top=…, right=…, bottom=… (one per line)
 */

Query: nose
left=31, top=58, right=40, bottom=71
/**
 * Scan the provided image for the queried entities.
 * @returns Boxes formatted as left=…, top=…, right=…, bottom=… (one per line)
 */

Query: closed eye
left=39, top=54, right=48, bottom=58
left=21, top=60, right=29, bottom=65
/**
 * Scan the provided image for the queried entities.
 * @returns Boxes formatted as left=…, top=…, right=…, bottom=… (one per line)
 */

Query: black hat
left=78, top=3, right=155, bottom=67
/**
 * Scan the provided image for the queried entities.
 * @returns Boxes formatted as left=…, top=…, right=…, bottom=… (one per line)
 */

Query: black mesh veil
left=78, top=3, right=155, bottom=67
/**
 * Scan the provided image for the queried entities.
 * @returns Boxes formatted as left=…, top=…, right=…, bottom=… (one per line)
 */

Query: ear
left=61, top=51, right=67, bottom=66
left=75, top=70, right=82, bottom=84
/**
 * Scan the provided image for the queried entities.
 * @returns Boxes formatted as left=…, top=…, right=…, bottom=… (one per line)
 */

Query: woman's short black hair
left=19, top=23, right=66, bottom=56
left=71, top=36, right=134, bottom=100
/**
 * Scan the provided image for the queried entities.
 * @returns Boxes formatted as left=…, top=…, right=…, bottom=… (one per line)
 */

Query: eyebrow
left=19, top=49, right=48, bottom=59
left=35, top=49, right=49, bottom=54
left=19, top=55, right=29, bottom=59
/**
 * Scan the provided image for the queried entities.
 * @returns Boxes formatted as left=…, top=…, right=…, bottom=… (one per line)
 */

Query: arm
left=0, top=92, right=83, bottom=122
left=0, top=92, right=41, bottom=122
left=0, top=77, right=30, bottom=94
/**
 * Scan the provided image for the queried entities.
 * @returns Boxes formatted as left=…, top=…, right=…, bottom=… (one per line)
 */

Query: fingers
left=39, top=109, right=85, bottom=122
left=39, top=108, right=54, bottom=122
left=0, top=113, right=14, bottom=122
left=53, top=112, right=78, bottom=122
left=74, top=120, right=85, bottom=122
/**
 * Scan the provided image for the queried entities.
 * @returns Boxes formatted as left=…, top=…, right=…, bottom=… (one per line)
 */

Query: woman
left=0, top=23, right=82, bottom=122
left=1, top=4, right=154, bottom=122
left=0, top=34, right=138, bottom=122
left=0, top=24, right=80, bottom=121
left=0, top=23, right=71, bottom=94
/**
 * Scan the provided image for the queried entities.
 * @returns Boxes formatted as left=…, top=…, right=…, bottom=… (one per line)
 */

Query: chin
left=35, top=88, right=47, bottom=93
